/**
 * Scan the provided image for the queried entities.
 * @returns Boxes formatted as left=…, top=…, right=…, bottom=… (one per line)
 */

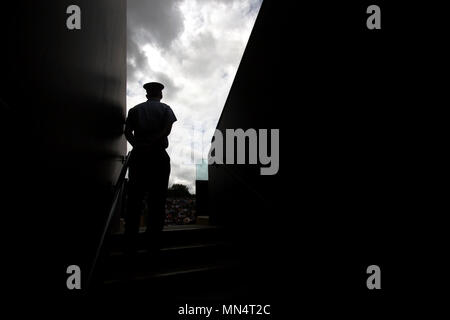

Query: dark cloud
left=152, top=71, right=182, bottom=100
left=127, top=42, right=182, bottom=100
left=127, top=35, right=150, bottom=82
left=246, top=0, right=263, bottom=15
left=127, top=0, right=184, bottom=90
left=128, top=0, right=184, bottom=49
left=195, top=0, right=263, bottom=11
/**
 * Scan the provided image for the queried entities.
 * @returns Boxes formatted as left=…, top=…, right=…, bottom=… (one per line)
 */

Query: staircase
left=96, top=224, right=247, bottom=300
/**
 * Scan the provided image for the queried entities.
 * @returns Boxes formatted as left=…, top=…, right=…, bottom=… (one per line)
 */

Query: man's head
left=144, top=82, right=164, bottom=100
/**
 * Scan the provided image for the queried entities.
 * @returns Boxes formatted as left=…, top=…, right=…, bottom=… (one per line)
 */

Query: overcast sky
left=127, top=0, right=262, bottom=192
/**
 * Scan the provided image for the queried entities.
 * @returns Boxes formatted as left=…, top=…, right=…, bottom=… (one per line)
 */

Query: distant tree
left=168, top=184, right=192, bottom=198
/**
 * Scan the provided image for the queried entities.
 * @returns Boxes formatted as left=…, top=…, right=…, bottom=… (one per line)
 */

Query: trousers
left=124, top=149, right=170, bottom=253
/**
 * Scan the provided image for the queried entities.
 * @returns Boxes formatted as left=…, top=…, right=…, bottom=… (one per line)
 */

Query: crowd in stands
left=121, top=184, right=197, bottom=229
left=165, top=197, right=196, bottom=225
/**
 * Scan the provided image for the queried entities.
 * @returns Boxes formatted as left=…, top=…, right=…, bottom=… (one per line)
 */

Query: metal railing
left=87, top=152, right=131, bottom=290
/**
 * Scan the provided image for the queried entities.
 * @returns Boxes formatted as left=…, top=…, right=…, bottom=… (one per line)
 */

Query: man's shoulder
left=130, top=101, right=148, bottom=111
left=150, top=101, right=174, bottom=114
left=130, top=100, right=173, bottom=115
left=149, top=100, right=171, bottom=108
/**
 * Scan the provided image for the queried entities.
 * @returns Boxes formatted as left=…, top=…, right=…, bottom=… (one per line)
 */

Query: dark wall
left=1, top=1, right=126, bottom=293
left=195, top=180, right=208, bottom=218
left=209, top=0, right=446, bottom=307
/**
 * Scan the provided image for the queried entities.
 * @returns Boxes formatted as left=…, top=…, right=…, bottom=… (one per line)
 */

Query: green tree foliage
left=168, top=184, right=192, bottom=198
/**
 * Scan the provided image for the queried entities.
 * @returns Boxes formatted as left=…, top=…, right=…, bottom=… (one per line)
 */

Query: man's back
left=126, top=98, right=177, bottom=150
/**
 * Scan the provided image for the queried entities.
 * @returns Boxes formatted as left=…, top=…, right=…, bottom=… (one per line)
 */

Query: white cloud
left=127, top=0, right=262, bottom=192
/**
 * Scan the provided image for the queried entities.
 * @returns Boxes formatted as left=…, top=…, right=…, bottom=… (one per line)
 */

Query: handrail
left=87, top=151, right=131, bottom=290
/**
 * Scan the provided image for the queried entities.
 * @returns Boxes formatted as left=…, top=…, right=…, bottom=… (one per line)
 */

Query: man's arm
left=151, top=122, right=174, bottom=143
left=137, top=105, right=176, bottom=147
left=124, top=112, right=136, bottom=147
left=125, top=106, right=176, bottom=149
left=135, top=122, right=173, bottom=148
left=125, top=118, right=173, bottom=149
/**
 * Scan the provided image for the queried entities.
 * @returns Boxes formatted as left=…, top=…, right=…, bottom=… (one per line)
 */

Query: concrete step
left=97, top=224, right=241, bottom=295
left=101, top=259, right=244, bottom=298
left=107, top=224, right=226, bottom=251
left=106, top=241, right=233, bottom=273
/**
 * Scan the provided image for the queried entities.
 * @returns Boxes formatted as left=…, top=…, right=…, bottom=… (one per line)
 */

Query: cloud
left=127, top=0, right=262, bottom=192
left=128, top=0, right=184, bottom=49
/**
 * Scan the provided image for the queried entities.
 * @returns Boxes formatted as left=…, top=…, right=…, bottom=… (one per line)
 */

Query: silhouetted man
left=124, top=82, right=177, bottom=255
